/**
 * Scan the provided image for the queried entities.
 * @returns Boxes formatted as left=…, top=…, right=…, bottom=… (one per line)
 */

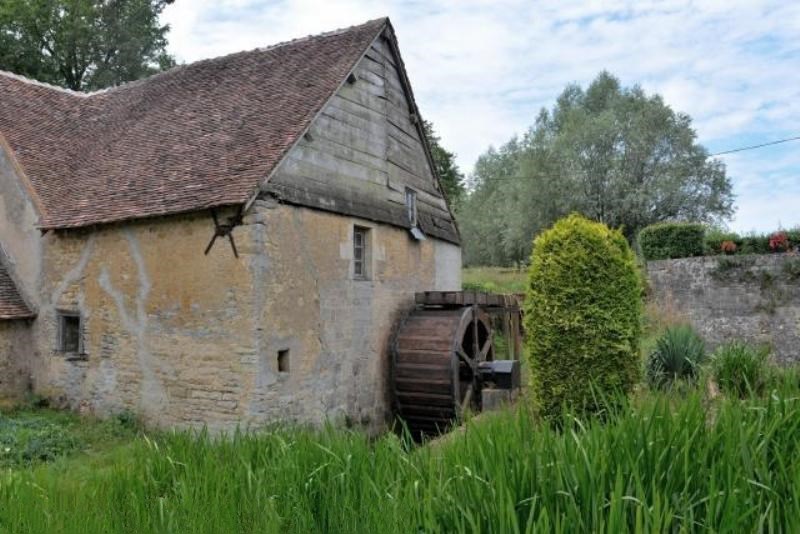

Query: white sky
left=162, top=0, right=800, bottom=233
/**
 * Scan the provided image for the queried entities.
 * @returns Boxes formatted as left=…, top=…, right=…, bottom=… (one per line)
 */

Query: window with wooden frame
left=56, top=311, right=83, bottom=354
left=405, top=188, right=418, bottom=227
left=405, top=188, right=426, bottom=240
left=353, top=226, right=370, bottom=280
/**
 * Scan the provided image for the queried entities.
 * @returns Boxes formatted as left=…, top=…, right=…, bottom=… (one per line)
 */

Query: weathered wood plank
left=370, top=39, right=397, bottom=68
left=352, top=67, right=385, bottom=90
left=359, top=53, right=385, bottom=77
left=296, top=135, right=387, bottom=178
left=387, top=160, right=438, bottom=197
left=309, top=113, right=386, bottom=159
left=387, top=135, right=435, bottom=184
left=336, top=83, right=387, bottom=114
left=387, top=120, right=420, bottom=157
left=278, top=149, right=388, bottom=188
left=324, top=95, right=386, bottom=132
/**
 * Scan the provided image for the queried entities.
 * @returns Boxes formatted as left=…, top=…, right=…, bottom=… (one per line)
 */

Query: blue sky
left=162, top=0, right=800, bottom=233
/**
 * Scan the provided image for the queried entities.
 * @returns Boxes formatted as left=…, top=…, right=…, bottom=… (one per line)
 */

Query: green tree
left=458, top=137, right=524, bottom=266
left=423, top=120, right=465, bottom=205
left=461, top=71, right=734, bottom=266
left=0, top=0, right=175, bottom=91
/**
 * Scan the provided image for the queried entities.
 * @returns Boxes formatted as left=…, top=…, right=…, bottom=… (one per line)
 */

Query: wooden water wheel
left=391, top=305, right=494, bottom=438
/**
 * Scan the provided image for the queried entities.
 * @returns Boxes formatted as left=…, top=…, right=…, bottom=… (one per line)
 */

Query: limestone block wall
left=240, top=200, right=461, bottom=430
left=647, top=254, right=800, bottom=363
left=0, top=137, right=43, bottom=309
left=0, top=321, right=32, bottom=399
left=27, top=201, right=461, bottom=432
left=29, top=208, right=256, bottom=429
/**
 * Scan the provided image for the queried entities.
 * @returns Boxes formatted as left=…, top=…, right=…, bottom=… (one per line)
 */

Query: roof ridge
left=253, top=16, right=388, bottom=54
left=0, top=69, right=87, bottom=97
left=84, top=17, right=389, bottom=97
left=0, top=17, right=388, bottom=98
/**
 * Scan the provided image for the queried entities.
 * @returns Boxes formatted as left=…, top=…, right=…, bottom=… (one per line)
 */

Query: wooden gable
left=261, top=28, right=460, bottom=245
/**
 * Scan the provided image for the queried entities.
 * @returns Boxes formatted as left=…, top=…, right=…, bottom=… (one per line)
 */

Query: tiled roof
left=0, top=18, right=388, bottom=230
left=0, top=263, right=33, bottom=320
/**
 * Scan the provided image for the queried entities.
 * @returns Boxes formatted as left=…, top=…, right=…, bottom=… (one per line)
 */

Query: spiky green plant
left=646, top=324, right=706, bottom=389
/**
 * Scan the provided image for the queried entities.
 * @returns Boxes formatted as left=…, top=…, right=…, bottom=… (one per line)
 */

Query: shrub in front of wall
left=739, top=234, right=770, bottom=255
left=704, top=228, right=740, bottom=256
left=786, top=228, right=800, bottom=249
left=711, top=342, right=769, bottom=398
left=526, top=214, right=642, bottom=420
left=769, top=231, right=790, bottom=252
left=639, top=223, right=705, bottom=261
left=645, top=325, right=706, bottom=390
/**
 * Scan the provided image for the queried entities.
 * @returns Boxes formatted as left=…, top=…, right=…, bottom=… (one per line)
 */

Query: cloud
left=161, top=0, right=800, bottom=232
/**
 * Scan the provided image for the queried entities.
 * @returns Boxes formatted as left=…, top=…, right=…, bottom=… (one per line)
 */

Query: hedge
left=705, top=228, right=800, bottom=256
left=638, top=223, right=705, bottom=260
left=526, top=214, right=642, bottom=420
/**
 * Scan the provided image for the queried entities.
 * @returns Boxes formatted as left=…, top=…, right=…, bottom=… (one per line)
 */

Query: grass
left=3, top=387, right=800, bottom=532
left=462, top=266, right=527, bottom=294
left=0, top=407, right=138, bottom=469
left=1, top=272, right=795, bottom=531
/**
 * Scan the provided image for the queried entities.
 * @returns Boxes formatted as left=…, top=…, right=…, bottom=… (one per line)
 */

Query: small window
left=353, top=226, right=370, bottom=280
left=277, top=349, right=290, bottom=373
left=405, top=188, right=418, bottom=227
left=57, top=312, right=82, bottom=353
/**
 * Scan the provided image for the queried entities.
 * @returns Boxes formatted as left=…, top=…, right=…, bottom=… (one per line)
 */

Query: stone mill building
left=0, top=18, right=461, bottom=432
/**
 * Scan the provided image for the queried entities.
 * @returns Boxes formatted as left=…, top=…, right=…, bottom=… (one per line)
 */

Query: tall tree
left=460, top=71, right=734, bottom=266
left=423, top=120, right=465, bottom=205
left=0, top=0, right=175, bottom=91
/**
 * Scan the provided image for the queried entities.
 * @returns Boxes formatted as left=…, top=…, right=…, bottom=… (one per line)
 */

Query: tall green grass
left=462, top=267, right=527, bottom=294
left=3, top=391, right=800, bottom=533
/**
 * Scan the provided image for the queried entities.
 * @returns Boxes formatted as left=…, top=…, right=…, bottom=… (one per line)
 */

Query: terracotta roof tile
left=0, top=263, right=33, bottom=319
left=0, top=18, right=387, bottom=230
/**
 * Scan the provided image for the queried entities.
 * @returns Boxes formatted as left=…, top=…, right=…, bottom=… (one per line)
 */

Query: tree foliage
left=423, top=120, right=465, bottom=206
left=0, top=0, right=175, bottom=91
left=526, top=214, right=642, bottom=420
left=460, top=71, right=734, bottom=266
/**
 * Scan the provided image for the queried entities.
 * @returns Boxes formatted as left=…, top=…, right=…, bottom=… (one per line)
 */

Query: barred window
left=57, top=311, right=82, bottom=353
left=353, top=226, right=370, bottom=279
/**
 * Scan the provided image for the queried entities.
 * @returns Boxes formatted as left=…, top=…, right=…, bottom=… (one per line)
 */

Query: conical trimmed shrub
left=526, top=214, right=642, bottom=419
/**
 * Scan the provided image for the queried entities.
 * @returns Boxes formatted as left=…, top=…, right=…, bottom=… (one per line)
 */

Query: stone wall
left=0, top=137, right=43, bottom=309
left=13, top=201, right=459, bottom=432
left=0, top=320, right=32, bottom=400
left=238, top=199, right=460, bottom=431
left=647, top=254, right=800, bottom=363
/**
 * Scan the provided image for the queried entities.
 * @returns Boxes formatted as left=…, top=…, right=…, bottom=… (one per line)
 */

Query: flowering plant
left=720, top=240, right=737, bottom=254
left=769, top=232, right=789, bottom=252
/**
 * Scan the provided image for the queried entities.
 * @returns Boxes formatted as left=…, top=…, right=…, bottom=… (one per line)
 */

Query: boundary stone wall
left=647, top=254, right=800, bottom=364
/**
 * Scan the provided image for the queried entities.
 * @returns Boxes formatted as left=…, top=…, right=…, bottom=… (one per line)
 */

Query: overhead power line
left=466, top=134, right=800, bottom=184
left=709, top=135, right=800, bottom=156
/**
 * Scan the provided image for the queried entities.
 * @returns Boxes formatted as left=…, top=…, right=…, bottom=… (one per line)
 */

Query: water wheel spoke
left=479, top=336, right=492, bottom=360
left=456, top=347, right=475, bottom=367
left=460, top=385, right=474, bottom=413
